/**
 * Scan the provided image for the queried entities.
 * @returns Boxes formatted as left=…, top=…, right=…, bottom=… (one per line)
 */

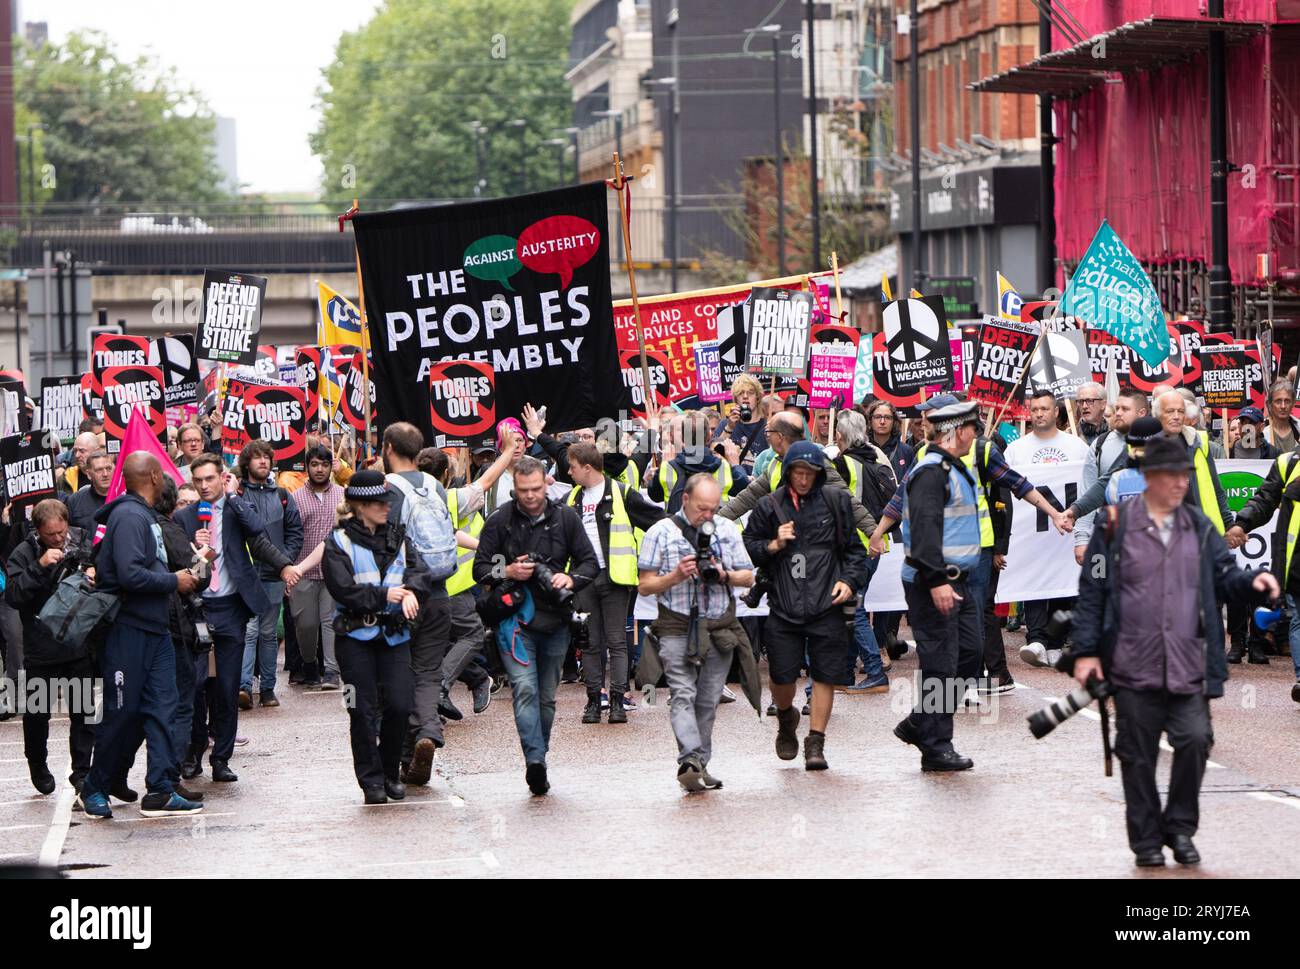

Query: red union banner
left=612, top=272, right=834, bottom=405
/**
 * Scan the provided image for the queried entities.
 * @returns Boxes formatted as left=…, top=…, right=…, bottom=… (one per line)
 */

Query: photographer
left=1073, top=436, right=1277, bottom=867
left=711, top=375, right=767, bottom=472
left=744, top=441, right=869, bottom=771
left=638, top=474, right=754, bottom=792
left=324, top=471, right=435, bottom=805
left=565, top=441, right=665, bottom=724
left=472, top=455, right=598, bottom=796
left=5, top=500, right=95, bottom=796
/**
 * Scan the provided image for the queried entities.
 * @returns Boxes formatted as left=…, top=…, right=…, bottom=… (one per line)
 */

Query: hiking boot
left=803, top=731, right=829, bottom=770
left=774, top=705, right=800, bottom=761
left=404, top=737, right=436, bottom=786
left=581, top=692, right=603, bottom=724
left=607, top=691, right=628, bottom=724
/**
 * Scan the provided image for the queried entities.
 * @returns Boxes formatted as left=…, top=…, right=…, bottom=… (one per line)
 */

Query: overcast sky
left=20, top=0, right=383, bottom=195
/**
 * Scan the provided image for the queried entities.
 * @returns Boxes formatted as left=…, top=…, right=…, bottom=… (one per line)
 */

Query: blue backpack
left=386, top=472, right=458, bottom=581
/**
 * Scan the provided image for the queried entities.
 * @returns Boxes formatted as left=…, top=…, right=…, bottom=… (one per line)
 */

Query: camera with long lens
left=570, top=611, right=591, bottom=657
left=742, top=568, right=773, bottom=607
left=527, top=553, right=574, bottom=607
left=694, top=520, right=723, bottom=584
left=1026, top=611, right=1113, bottom=739
left=738, top=405, right=753, bottom=423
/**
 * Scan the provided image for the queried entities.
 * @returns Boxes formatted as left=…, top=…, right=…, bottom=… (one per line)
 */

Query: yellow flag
left=909, top=288, right=923, bottom=298
left=317, top=281, right=366, bottom=348
left=997, top=272, right=1024, bottom=321
left=880, top=272, right=893, bottom=302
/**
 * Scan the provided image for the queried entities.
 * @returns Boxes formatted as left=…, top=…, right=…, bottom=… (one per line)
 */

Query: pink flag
left=106, top=404, right=185, bottom=503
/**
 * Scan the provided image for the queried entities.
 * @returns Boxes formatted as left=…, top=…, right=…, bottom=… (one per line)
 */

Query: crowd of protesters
left=0, top=367, right=1295, bottom=868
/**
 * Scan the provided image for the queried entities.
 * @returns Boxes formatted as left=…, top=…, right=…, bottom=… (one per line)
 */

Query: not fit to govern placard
left=198, top=270, right=267, bottom=365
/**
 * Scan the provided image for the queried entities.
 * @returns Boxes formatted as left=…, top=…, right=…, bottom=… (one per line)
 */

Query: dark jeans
left=405, top=597, right=451, bottom=761
left=22, top=658, right=97, bottom=786
left=902, top=579, right=981, bottom=755
left=204, top=595, right=253, bottom=766
left=576, top=573, right=632, bottom=695
left=983, top=558, right=1010, bottom=679
left=117, top=639, right=198, bottom=789
left=1023, top=598, right=1075, bottom=650
left=1113, top=689, right=1213, bottom=853
left=336, top=634, right=415, bottom=791
left=85, top=625, right=178, bottom=798
left=498, top=623, right=571, bottom=765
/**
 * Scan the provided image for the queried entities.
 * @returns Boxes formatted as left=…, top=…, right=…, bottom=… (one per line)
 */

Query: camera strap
left=734, top=419, right=766, bottom=467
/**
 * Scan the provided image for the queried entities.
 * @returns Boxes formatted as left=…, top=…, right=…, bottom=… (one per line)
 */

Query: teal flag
left=1060, top=220, right=1168, bottom=369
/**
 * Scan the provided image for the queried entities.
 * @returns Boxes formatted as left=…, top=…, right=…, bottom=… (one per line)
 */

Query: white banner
left=634, top=459, right=1280, bottom=619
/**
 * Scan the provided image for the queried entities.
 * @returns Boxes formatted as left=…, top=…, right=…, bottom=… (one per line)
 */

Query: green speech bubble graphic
left=1220, top=471, right=1263, bottom=513
left=463, top=235, right=521, bottom=291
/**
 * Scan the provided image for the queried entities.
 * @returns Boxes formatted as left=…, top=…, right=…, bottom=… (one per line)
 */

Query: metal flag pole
left=339, top=199, right=373, bottom=459
left=610, top=153, right=656, bottom=420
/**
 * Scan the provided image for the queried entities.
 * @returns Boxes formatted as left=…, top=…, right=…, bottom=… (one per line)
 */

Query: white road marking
left=0, top=823, right=45, bottom=832
left=113, top=812, right=237, bottom=824
left=357, top=855, right=495, bottom=870
left=480, top=850, right=500, bottom=869
left=37, top=752, right=75, bottom=868
left=1247, top=791, right=1300, bottom=812
left=1039, top=694, right=1225, bottom=769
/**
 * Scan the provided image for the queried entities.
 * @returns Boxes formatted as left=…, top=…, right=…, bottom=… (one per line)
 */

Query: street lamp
left=508, top=119, right=527, bottom=195
left=541, top=138, right=568, bottom=187
left=746, top=24, right=785, bottom=275
left=555, top=126, right=580, bottom=185
left=645, top=76, right=678, bottom=289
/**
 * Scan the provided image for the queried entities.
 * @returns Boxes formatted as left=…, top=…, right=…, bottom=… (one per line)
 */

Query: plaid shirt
left=292, top=481, right=344, bottom=579
left=637, top=513, right=752, bottom=619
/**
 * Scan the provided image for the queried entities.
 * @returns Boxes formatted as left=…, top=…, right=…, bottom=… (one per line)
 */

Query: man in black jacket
left=79, top=453, right=204, bottom=820
left=472, top=456, right=599, bottom=795
left=565, top=441, right=664, bottom=724
left=5, top=500, right=95, bottom=796
left=64, top=449, right=113, bottom=537
left=743, top=441, right=869, bottom=771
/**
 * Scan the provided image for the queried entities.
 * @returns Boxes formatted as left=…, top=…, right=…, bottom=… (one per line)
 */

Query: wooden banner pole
left=611, top=153, right=656, bottom=421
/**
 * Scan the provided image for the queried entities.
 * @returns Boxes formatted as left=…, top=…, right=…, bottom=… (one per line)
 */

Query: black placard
left=198, top=270, right=266, bottom=365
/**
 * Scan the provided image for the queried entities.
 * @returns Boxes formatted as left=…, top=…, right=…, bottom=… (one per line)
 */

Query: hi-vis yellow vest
left=917, top=440, right=995, bottom=548
left=610, top=462, right=640, bottom=493
left=658, top=460, right=733, bottom=499
left=1192, top=431, right=1225, bottom=535
left=567, top=480, right=638, bottom=585
left=446, top=488, right=484, bottom=596
left=841, top=454, right=880, bottom=552
left=1276, top=454, right=1300, bottom=584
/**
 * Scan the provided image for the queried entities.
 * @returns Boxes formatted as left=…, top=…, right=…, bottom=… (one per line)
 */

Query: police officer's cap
left=926, top=400, right=979, bottom=433
left=916, top=393, right=960, bottom=414
left=345, top=470, right=389, bottom=501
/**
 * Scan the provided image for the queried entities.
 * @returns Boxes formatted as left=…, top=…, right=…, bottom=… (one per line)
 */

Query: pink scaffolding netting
left=1050, top=3, right=1299, bottom=285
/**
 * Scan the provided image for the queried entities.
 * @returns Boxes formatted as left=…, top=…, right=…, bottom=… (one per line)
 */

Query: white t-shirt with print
left=1004, top=429, right=1091, bottom=466
left=579, top=479, right=606, bottom=568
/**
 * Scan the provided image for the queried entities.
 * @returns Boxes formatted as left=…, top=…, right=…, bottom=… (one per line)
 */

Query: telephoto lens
left=1027, top=677, right=1112, bottom=739
left=695, top=520, right=722, bottom=583
left=528, top=553, right=575, bottom=607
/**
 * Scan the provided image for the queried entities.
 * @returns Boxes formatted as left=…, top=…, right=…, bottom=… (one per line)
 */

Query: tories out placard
left=243, top=385, right=307, bottom=472
left=100, top=365, right=167, bottom=455
left=198, top=270, right=267, bottom=365
left=428, top=360, right=496, bottom=449
left=353, top=183, right=630, bottom=440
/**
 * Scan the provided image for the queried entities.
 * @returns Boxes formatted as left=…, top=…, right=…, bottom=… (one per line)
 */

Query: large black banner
left=352, top=182, right=631, bottom=440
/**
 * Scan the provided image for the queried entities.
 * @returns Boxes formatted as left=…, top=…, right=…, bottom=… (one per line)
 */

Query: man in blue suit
left=177, top=454, right=294, bottom=782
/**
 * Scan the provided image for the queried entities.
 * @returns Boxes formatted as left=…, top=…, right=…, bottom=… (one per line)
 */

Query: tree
left=310, top=0, right=574, bottom=200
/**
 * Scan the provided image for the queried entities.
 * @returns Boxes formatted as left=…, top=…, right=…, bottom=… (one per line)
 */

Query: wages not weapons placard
left=353, top=183, right=630, bottom=440
left=428, top=359, right=496, bottom=450
left=1026, top=328, right=1091, bottom=400
left=198, top=270, right=267, bottom=365
left=881, top=296, right=952, bottom=392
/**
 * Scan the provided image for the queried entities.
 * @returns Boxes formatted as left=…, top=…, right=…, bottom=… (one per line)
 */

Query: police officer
left=323, top=470, right=435, bottom=804
left=893, top=400, right=984, bottom=772
left=565, top=441, right=665, bottom=723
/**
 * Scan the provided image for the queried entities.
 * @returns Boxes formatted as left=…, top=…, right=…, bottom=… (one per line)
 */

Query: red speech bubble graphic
left=516, top=215, right=600, bottom=289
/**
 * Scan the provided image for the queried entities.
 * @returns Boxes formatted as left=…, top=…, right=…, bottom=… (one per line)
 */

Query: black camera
left=742, top=568, right=773, bottom=608
left=570, top=611, right=591, bottom=656
left=527, top=553, right=574, bottom=607
left=1026, top=631, right=1114, bottom=740
left=738, top=405, right=753, bottom=422
left=693, top=520, right=723, bottom=584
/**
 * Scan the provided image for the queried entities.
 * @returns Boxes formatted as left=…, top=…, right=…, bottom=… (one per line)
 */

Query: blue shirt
left=638, top=513, right=752, bottom=619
